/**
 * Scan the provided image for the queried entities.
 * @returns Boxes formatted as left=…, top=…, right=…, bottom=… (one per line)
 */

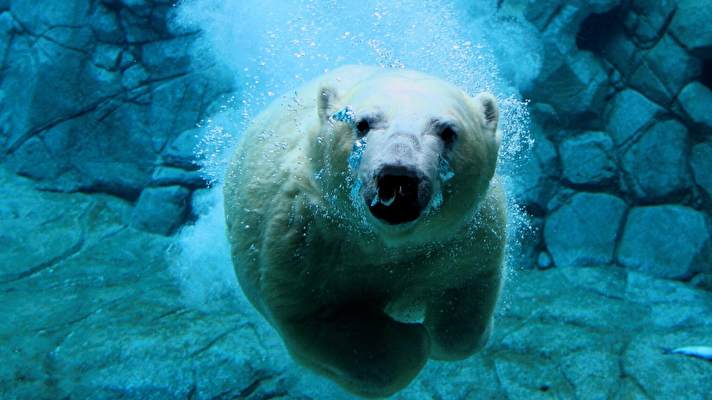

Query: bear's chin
left=367, top=201, right=422, bottom=225
left=363, top=204, right=422, bottom=237
left=370, top=219, right=420, bottom=240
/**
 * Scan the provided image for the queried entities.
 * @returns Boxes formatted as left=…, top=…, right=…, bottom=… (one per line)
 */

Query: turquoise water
left=2, top=0, right=712, bottom=398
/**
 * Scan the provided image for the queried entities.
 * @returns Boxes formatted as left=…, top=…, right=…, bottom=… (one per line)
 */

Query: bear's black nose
left=367, top=166, right=431, bottom=225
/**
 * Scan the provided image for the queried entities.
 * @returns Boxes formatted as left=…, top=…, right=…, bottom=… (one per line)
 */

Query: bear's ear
left=473, top=92, right=499, bottom=137
left=318, top=85, right=340, bottom=123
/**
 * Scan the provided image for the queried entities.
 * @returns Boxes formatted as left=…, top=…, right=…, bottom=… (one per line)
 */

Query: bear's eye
left=356, top=119, right=371, bottom=136
left=439, top=126, right=458, bottom=146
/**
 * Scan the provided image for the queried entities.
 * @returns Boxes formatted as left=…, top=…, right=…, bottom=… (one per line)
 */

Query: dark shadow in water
left=701, top=59, right=712, bottom=91
left=576, top=8, right=623, bottom=54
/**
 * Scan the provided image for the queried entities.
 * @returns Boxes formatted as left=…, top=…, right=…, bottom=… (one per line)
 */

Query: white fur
left=223, top=65, right=506, bottom=397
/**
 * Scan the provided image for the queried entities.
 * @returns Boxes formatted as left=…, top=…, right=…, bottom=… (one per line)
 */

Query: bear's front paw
left=427, top=319, right=492, bottom=361
left=281, top=307, right=430, bottom=398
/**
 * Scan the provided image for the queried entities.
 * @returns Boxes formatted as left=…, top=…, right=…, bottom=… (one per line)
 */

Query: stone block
left=131, top=186, right=191, bottom=235
left=677, top=81, right=712, bottom=132
left=545, top=192, right=627, bottom=267
left=162, top=128, right=202, bottom=170
left=560, top=131, right=616, bottom=187
left=670, top=0, right=712, bottom=57
left=644, top=35, right=702, bottom=98
left=691, top=142, right=712, bottom=199
left=618, top=205, right=711, bottom=279
left=150, top=166, right=207, bottom=189
left=604, top=89, right=663, bottom=145
left=510, top=129, right=558, bottom=214
left=624, top=0, right=676, bottom=48
left=621, top=119, right=691, bottom=202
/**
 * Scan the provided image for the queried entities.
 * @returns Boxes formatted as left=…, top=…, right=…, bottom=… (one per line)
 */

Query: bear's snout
left=366, top=165, right=432, bottom=225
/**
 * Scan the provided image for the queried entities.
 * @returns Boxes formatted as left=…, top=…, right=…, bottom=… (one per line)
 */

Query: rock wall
left=1, top=0, right=710, bottom=284
left=501, top=0, right=712, bottom=286
left=0, top=0, right=233, bottom=235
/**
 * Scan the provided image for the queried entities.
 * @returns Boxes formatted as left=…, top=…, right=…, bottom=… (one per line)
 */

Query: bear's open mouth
left=366, top=166, right=431, bottom=225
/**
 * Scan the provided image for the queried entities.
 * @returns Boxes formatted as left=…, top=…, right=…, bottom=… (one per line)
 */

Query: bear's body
left=224, top=65, right=506, bottom=398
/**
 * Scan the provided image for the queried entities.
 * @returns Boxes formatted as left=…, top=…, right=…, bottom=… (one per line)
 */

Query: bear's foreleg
left=279, top=303, right=430, bottom=398
left=424, top=269, right=502, bottom=361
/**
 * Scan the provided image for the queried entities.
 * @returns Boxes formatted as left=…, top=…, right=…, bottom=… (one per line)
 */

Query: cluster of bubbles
left=170, top=0, right=534, bottom=308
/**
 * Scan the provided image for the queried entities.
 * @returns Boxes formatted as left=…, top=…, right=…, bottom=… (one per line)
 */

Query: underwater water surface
left=1, top=0, right=712, bottom=399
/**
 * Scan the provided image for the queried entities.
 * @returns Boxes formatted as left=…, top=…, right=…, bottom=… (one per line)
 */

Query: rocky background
left=2, top=0, right=710, bottom=281
left=1, top=0, right=711, bottom=399
left=0, top=0, right=232, bottom=235
left=499, top=0, right=712, bottom=288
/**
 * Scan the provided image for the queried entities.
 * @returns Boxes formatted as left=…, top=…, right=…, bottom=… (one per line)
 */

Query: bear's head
left=312, top=68, right=500, bottom=241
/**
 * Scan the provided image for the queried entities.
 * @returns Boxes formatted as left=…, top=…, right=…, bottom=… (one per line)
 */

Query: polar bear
left=224, top=65, right=506, bottom=398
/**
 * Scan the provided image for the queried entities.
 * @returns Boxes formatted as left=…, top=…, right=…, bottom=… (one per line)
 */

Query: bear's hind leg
left=280, top=303, right=429, bottom=398
left=424, top=272, right=501, bottom=361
